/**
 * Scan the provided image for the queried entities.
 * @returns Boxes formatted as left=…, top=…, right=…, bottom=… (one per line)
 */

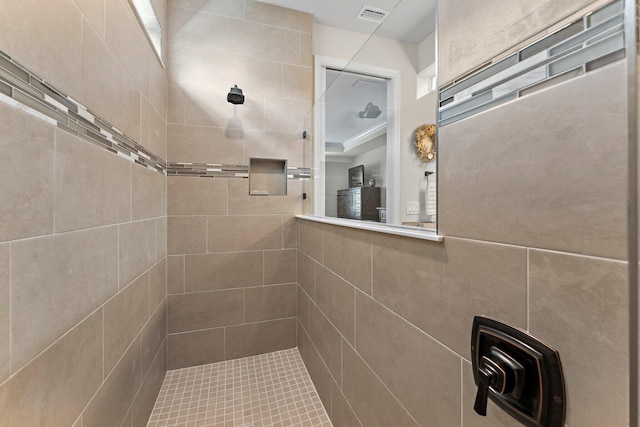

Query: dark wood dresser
left=337, top=187, right=381, bottom=221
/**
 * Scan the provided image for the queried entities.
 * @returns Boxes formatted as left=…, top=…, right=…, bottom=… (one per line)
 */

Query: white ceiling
left=256, top=0, right=436, bottom=43
left=325, top=70, right=387, bottom=142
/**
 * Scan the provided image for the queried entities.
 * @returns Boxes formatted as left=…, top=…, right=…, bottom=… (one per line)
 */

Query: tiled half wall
left=297, top=1, right=631, bottom=427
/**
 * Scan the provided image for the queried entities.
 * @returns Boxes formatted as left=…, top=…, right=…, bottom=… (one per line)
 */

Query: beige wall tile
left=297, top=284, right=311, bottom=333
left=104, top=272, right=150, bottom=376
left=331, top=380, right=362, bottom=427
left=297, top=319, right=305, bottom=353
left=207, top=215, right=283, bottom=252
left=11, top=226, right=118, bottom=371
left=316, top=265, right=355, bottom=345
left=168, top=328, right=225, bottom=369
left=529, top=250, right=628, bottom=427
left=323, top=226, right=371, bottom=294
left=141, top=300, right=166, bottom=376
left=168, top=6, right=235, bottom=55
left=298, top=219, right=323, bottom=262
left=140, top=95, right=167, bottom=159
left=83, top=336, right=143, bottom=427
left=439, top=63, right=628, bottom=260
left=300, top=329, right=332, bottom=411
left=119, top=219, right=157, bottom=288
left=105, top=0, right=150, bottom=94
left=55, top=129, right=130, bottom=232
left=167, top=216, right=207, bottom=254
left=264, top=97, right=310, bottom=134
left=0, top=103, right=54, bottom=242
left=232, top=20, right=301, bottom=65
left=157, top=216, right=168, bottom=260
left=132, top=344, right=165, bottom=427
left=167, top=124, right=244, bottom=164
left=0, top=310, right=102, bottom=427
left=168, top=289, right=244, bottom=333
left=82, top=23, right=140, bottom=139
left=372, top=234, right=527, bottom=357
left=245, top=283, right=296, bottom=323
left=228, top=179, right=302, bottom=215
left=149, top=53, right=167, bottom=120
left=341, top=342, right=419, bottom=427
left=150, top=258, right=167, bottom=313
left=245, top=0, right=312, bottom=33
left=167, top=45, right=209, bottom=87
left=243, top=131, right=304, bottom=166
left=283, top=215, right=297, bottom=248
left=74, top=0, right=105, bottom=37
left=185, top=252, right=263, bottom=292
left=356, top=292, right=461, bottom=426
left=264, top=249, right=297, bottom=285
left=167, top=255, right=185, bottom=294
left=309, top=304, right=341, bottom=381
left=206, top=54, right=284, bottom=97
left=225, top=318, right=296, bottom=359
left=170, top=0, right=244, bottom=18
left=0, top=244, right=8, bottom=383
left=300, top=33, right=312, bottom=67
left=0, top=0, right=83, bottom=97
left=183, top=85, right=265, bottom=130
left=297, top=251, right=316, bottom=300
left=132, top=166, right=164, bottom=221
left=438, top=0, right=595, bottom=83
left=283, top=65, right=313, bottom=101
left=168, top=84, right=185, bottom=124
left=462, top=361, right=521, bottom=427
left=168, top=177, right=228, bottom=216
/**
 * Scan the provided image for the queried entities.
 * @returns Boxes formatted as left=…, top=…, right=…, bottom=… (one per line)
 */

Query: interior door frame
left=313, top=55, right=401, bottom=224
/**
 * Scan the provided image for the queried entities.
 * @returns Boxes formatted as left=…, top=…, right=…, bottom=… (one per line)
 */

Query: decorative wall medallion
left=415, top=123, right=436, bottom=162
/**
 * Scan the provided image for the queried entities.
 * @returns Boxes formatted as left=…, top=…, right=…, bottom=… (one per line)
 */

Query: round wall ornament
left=415, top=123, right=436, bottom=162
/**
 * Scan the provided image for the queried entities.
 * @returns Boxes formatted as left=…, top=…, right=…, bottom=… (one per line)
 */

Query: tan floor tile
left=148, top=348, right=330, bottom=427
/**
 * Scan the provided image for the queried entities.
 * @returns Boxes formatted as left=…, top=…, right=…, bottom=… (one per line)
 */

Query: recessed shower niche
left=249, top=158, right=288, bottom=196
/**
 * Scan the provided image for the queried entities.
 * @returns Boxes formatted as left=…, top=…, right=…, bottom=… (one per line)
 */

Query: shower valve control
left=474, top=346, right=525, bottom=415
left=471, top=316, right=565, bottom=427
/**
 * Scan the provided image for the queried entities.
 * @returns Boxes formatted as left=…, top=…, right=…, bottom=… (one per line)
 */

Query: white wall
left=351, top=140, right=387, bottom=207
left=325, top=159, right=351, bottom=217
left=314, top=23, right=437, bottom=224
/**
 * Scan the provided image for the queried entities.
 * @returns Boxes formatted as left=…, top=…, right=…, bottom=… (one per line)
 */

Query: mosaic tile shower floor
left=147, top=348, right=332, bottom=427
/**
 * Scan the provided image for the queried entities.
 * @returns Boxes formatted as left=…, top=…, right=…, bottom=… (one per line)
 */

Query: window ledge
left=295, top=215, right=444, bottom=242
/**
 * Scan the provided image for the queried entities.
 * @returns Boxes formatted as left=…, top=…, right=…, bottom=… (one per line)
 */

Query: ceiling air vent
left=356, top=6, right=388, bottom=23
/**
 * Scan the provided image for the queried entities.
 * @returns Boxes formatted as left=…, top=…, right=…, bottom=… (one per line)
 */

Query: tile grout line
left=8, top=244, right=12, bottom=376
left=527, top=247, right=531, bottom=331
left=460, top=358, right=464, bottom=427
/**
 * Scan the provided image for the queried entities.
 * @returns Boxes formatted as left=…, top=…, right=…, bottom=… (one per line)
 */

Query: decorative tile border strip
left=439, top=0, right=625, bottom=127
left=0, top=48, right=308, bottom=180
left=0, top=49, right=166, bottom=174
left=166, top=162, right=311, bottom=179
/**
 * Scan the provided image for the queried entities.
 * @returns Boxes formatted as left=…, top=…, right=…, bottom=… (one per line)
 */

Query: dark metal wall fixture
left=438, top=0, right=625, bottom=127
left=0, top=50, right=308, bottom=180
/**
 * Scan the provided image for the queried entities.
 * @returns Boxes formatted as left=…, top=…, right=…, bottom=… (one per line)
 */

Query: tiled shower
left=0, top=1, right=635, bottom=427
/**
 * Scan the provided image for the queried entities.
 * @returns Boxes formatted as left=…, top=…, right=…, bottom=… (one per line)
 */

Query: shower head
left=227, top=85, right=245, bottom=105
left=358, top=102, right=382, bottom=119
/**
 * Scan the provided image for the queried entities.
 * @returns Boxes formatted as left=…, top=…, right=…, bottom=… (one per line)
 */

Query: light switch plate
left=406, top=202, right=420, bottom=214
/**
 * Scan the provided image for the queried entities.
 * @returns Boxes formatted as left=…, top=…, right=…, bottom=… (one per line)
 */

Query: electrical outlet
left=406, top=202, right=420, bottom=214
